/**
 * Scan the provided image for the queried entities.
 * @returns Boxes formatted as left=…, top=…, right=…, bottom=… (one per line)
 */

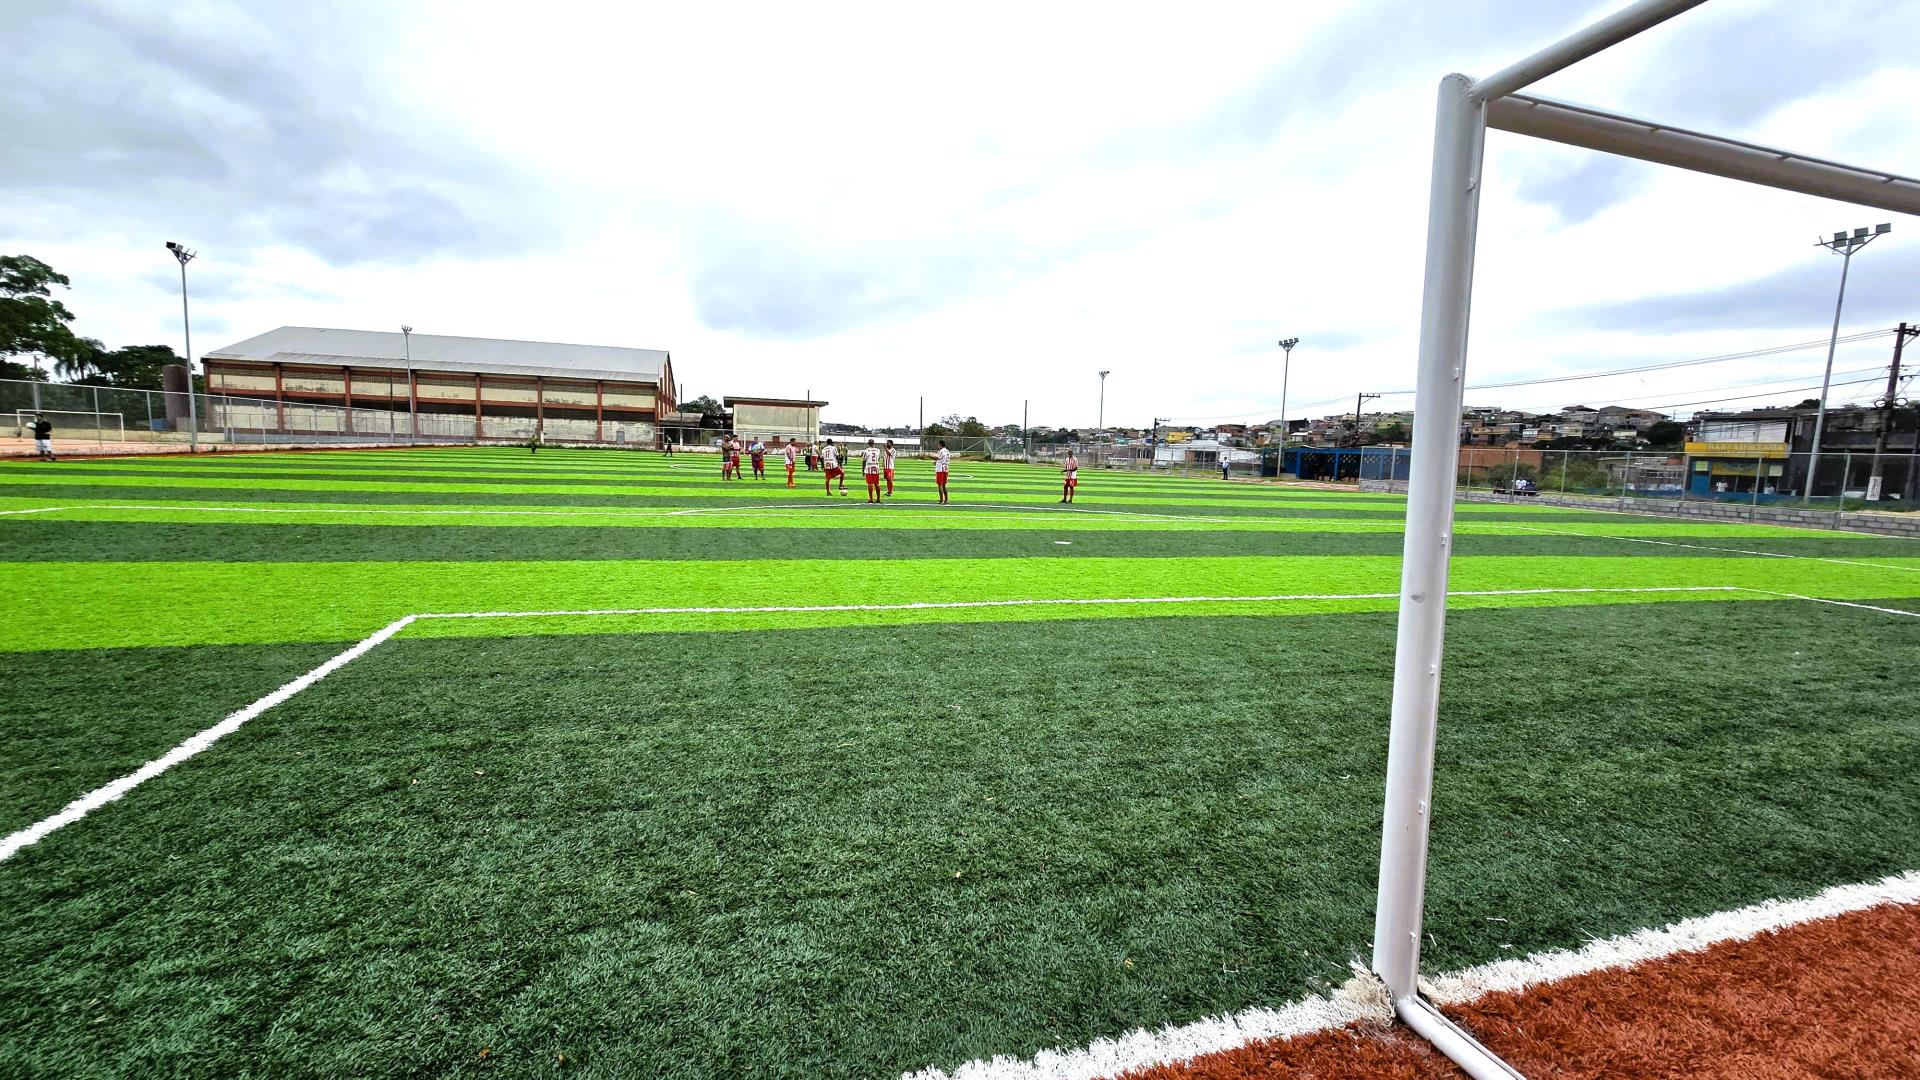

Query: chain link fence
left=1347, top=445, right=1920, bottom=515
left=1, top=378, right=671, bottom=453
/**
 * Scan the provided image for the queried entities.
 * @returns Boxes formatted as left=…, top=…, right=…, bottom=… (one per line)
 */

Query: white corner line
left=901, top=966, right=1393, bottom=1080
left=0, top=615, right=416, bottom=863
left=905, top=867, right=1920, bottom=1080
left=0, top=582, right=1888, bottom=865
left=1421, top=867, right=1920, bottom=1004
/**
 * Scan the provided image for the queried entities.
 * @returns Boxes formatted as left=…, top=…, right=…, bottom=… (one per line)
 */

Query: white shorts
left=36, top=438, right=52, bottom=453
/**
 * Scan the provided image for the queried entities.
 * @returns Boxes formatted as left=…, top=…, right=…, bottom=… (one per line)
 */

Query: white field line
left=0, top=586, right=1757, bottom=865
left=905, top=868, right=1920, bottom=1080
left=902, top=967, right=1395, bottom=1080
left=414, top=587, right=1738, bottom=621
left=1422, top=867, right=1920, bottom=1005
left=0, top=502, right=1234, bottom=525
left=1484, top=521, right=1920, bottom=573
left=1743, top=590, right=1920, bottom=619
left=0, top=615, right=416, bottom=863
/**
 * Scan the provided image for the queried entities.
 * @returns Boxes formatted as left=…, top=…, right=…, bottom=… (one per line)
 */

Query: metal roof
left=204, top=327, right=670, bottom=384
left=723, top=396, right=829, bottom=408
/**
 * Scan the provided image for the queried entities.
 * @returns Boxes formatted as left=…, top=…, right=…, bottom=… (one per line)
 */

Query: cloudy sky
left=4, top=0, right=1917, bottom=429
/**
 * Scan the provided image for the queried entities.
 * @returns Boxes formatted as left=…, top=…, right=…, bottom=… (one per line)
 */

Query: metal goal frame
left=1373, top=1, right=1920, bottom=1075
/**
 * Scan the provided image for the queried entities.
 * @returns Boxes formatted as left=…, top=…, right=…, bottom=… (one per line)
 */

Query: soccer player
left=821, top=439, right=847, bottom=495
left=783, top=438, right=799, bottom=487
left=1061, top=448, right=1080, bottom=503
left=934, top=439, right=951, bottom=503
left=727, top=436, right=744, bottom=481
left=883, top=440, right=898, bottom=496
left=861, top=439, right=884, bottom=503
left=31, top=414, right=54, bottom=461
left=750, top=437, right=767, bottom=479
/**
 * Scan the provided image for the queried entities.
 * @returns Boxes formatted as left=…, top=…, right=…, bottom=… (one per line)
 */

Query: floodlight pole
left=401, top=325, right=418, bottom=440
left=165, top=242, right=199, bottom=452
left=1803, top=227, right=1888, bottom=504
left=1098, top=370, right=1110, bottom=431
left=1277, top=337, right=1298, bottom=449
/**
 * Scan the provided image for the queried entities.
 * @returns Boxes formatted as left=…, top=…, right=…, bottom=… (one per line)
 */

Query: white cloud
left=3, top=0, right=1916, bottom=428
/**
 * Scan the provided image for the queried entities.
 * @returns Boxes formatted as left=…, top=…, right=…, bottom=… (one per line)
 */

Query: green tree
left=684, top=395, right=726, bottom=426
left=923, top=422, right=953, bottom=438
left=0, top=255, right=86, bottom=378
left=957, top=416, right=989, bottom=438
left=55, top=337, right=108, bottom=382
left=1643, top=420, right=1685, bottom=448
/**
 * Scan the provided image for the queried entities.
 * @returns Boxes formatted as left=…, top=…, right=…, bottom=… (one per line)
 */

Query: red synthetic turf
left=1113, top=901, right=1920, bottom=1080
left=1455, top=900, right=1920, bottom=1078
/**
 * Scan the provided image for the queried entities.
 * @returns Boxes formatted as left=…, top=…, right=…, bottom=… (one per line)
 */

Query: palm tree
left=52, top=337, right=106, bottom=382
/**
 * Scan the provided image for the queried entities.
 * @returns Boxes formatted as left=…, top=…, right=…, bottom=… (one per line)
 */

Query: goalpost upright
left=1374, top=1, right=1920, bottom=1075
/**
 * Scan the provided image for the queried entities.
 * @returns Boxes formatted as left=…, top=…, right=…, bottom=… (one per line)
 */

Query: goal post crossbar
left=14, top=409, right=126, bottom=438
left=1375, top=1, right=1919, bottom=1076
left=1488, top=94, right=1920, bottom=214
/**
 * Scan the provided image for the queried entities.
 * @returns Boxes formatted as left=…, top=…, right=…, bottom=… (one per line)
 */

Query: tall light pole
left=1276, top=337, right=1299, bottom=447
left=164, top=241, right=199, bottom=452
left=1097, top=370, right=1111, bottom=431
left=400, top=325, right=418, bottom=439
left=1804, top=223, right=1891, bottom=504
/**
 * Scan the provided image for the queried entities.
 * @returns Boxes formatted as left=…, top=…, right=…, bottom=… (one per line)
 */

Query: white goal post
left=1375, top=1, right=1920, bottom=1076
left=15, top=409, right=126, bottom=441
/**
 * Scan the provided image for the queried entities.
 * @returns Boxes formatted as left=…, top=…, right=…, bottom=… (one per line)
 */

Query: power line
left=1477, top=365, right=1889, bottom=409
left=1448, top=329, right=1892, bottom=393
left=1160, top=327, right=1901, bottom=423
left=1637, top=375, right=1888, bottom=414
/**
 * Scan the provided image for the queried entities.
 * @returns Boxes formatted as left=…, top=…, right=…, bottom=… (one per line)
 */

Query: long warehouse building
left=200, top=326, right=676, bottom=445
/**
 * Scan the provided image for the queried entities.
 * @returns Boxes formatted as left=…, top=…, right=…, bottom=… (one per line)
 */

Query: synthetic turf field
left=2, top=447, right=1917, bottom=1077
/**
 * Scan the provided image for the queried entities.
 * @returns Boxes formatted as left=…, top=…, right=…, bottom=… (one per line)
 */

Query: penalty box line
left=0, top=584, right=1901, bottom=866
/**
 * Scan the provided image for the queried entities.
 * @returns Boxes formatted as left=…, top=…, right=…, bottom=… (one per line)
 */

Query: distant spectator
left=32, top=414, right=55, bottom=461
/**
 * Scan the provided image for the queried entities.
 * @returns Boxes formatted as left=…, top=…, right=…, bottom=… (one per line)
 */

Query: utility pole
left=1805, top=223, right=1891, bottom=503
left=1352, top=392, right=1381, bottom=443
left=1022, top=399, right=1029, bottom=463
left=918, top=396, right=923, bottom=435
left=1351, top=391, right=1381, bottom=484
left=1868, top=321, right=1916, bottom=501
left=1097, top=370, right=1110, bottom=430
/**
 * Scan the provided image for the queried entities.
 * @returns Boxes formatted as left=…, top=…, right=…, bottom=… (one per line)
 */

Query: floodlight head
left=401, top=324, right=412, bottom=334
left=1099, top=369, right=1111, bottom=378
left=1876, top=223, right=1893, bottom=234
left=1279, top=337, right=1300, bottom=350
left=1832, top=232, right=1848, bottom=243
left=1854, top=226, right=1870, bottom=238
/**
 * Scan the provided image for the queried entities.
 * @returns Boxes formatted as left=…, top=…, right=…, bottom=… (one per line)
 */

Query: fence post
left=1751, top=456, right=1761, bottom=521
left=92, top=385, right=102, bottom=446
left=1839, top=451, right=1851, bottom=526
